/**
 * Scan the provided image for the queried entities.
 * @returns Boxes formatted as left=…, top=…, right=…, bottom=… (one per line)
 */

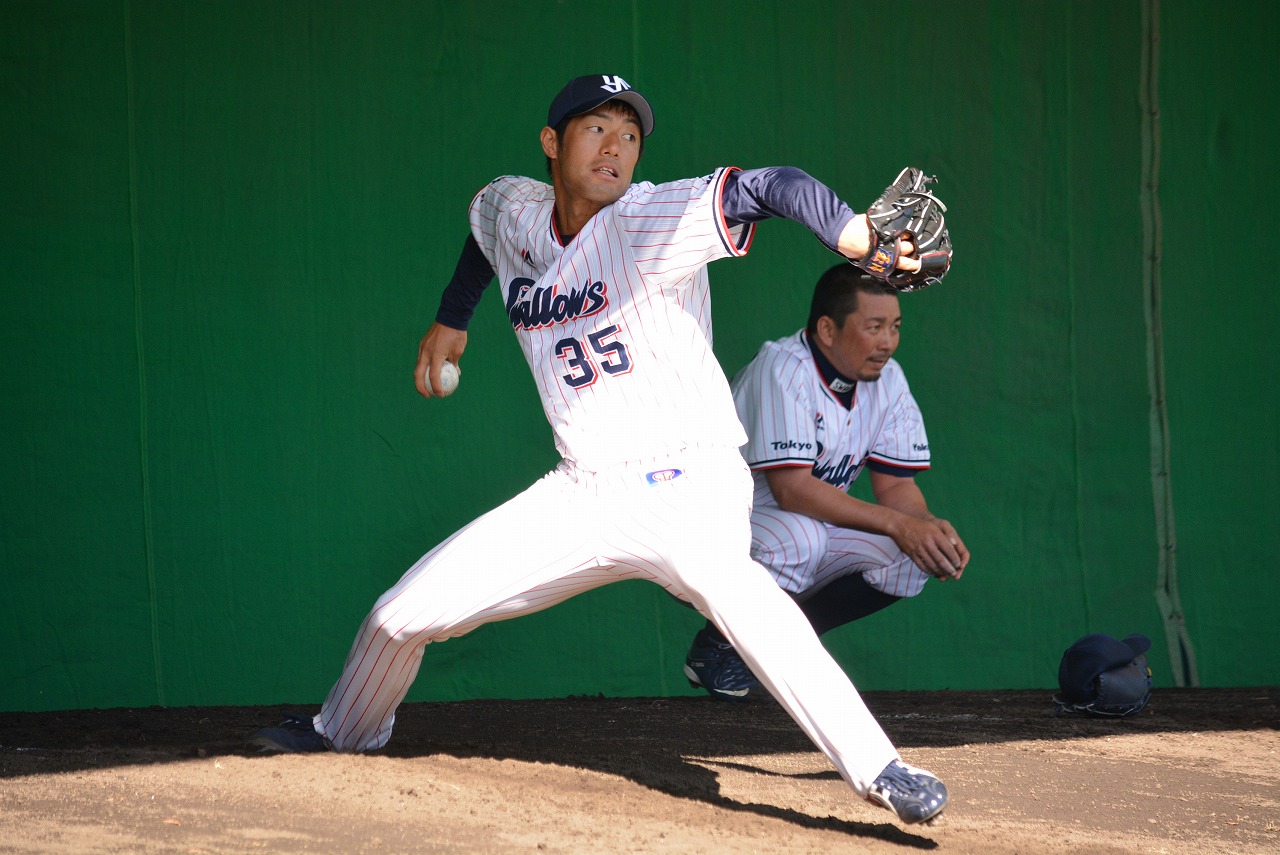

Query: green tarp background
left=2, top=1, right=1276, bottom=712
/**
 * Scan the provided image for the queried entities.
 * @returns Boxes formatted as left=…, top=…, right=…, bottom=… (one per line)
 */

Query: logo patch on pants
left=644, top=468, right=683, bottom=485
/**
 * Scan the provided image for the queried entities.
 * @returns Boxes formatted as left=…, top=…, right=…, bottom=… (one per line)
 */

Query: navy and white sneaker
left=683, top=628, right=760, bottom=702
left=866, top=759, right=948, bottom=824
left=251, top=713, right=332, bottom=753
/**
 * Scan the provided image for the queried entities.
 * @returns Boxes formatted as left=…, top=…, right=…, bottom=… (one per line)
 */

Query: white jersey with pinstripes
left=470, top=169, right=754, bottom=471
left=732, top=330, right=929, bottom=507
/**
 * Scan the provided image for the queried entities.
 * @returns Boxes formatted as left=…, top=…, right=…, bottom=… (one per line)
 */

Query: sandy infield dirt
left=1, top=688, right=1277, bottom=854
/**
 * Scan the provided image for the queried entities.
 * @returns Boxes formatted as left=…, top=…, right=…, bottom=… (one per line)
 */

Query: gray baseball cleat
left=251, top=713, right=332, bottom=753
left=866, top=759, right=948, bottom=824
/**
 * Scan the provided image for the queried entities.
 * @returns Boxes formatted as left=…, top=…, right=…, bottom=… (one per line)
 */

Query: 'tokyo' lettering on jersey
left=505, top=277, right=608, bottom=331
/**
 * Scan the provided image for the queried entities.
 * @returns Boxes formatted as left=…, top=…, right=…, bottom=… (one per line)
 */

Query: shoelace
left=876, top=763, right=919, bottom=794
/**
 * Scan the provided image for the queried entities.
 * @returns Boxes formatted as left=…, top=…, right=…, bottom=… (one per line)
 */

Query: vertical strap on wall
left=1139, top=0, right=1197, bottom=687
left=124, top=0, right=166, bottom=705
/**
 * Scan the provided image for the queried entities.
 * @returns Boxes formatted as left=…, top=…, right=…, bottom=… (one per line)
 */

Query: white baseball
left=437, top=360, right=460, bottom=396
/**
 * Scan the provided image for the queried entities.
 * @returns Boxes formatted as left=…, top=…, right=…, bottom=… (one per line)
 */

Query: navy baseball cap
left=1057, top=633, right=1152, bottom=703
left=547, top=74, right=654, bottom=137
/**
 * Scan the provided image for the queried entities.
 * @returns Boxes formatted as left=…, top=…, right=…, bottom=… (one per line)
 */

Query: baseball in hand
left=437, top=360, right=460, bottom=397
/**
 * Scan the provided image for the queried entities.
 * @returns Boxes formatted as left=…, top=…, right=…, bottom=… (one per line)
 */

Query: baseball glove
left=1052, top=633, right=1153, bottom=718
left=856, top=167, right=952, bottom=292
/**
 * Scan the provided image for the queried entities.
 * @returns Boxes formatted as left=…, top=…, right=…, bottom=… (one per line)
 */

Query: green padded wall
left=2, top=0, right=1276, bottom=712
left=1157, top=1, right=1279, bottom=686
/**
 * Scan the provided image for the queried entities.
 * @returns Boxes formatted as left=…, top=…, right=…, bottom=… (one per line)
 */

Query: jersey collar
left=804, top=331, right=857, bottom=409
left=549, top=206, right=574, bottom=247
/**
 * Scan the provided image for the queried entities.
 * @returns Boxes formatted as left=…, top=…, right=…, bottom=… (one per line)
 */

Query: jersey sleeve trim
left=867, top=453, right=930, bottom=471
left=714, top=167, right=756, bottom=257
left=748, top=459, right=814, bottom=471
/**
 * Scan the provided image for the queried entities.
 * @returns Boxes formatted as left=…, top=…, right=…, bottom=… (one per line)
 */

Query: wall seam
left=123, top=0, right=165, bottom=705
left=1064, top=6, right=1091, bottom=627
left=1139, top=0, right=1197, bottom=687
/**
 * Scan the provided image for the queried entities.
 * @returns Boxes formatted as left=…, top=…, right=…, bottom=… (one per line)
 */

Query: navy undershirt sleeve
left=435, top=233, right=496, bottom=331
left=721, top=167, right=857, bottom=253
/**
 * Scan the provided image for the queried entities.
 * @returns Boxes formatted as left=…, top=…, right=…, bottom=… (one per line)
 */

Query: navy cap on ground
left=1057, top=633, right=1151, bottom=703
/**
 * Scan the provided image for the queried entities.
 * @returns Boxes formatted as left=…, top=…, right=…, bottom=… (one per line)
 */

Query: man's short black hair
left=544, top=98, right=646, bottom=178
left=806, top=264, right=895, bottom=336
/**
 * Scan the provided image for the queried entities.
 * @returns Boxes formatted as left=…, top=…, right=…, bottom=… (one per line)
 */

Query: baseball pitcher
left=253, top=74, right=954, bottom=825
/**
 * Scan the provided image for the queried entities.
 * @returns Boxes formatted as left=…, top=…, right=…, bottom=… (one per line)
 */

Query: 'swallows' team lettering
left=812, top=452, right=861, bottom=488
left=505, top=277, right=608, bottom=331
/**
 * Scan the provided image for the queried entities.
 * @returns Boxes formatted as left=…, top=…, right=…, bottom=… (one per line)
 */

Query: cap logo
left=599, top=75, right=631, bottom=94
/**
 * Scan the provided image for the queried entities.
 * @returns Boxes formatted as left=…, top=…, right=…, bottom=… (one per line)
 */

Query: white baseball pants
left=314, top=447, right=898, bottom=794
left=749, top=506, right=931, bottom=599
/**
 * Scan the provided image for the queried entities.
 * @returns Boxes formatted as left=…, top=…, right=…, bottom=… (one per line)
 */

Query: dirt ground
left=1, top=688, right=1277, bottom=854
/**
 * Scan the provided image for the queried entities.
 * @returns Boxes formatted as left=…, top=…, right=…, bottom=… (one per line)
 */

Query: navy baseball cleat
left=250, top=713, right=332, bottom=753
left=866, top=759, right=948, bottom=824
left=684, top=628, right=761, bottom=701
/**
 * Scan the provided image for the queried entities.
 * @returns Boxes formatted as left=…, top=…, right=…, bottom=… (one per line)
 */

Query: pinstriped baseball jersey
left=731, top=330, right=929, bottom=508
left=469, top=169, right=755, bottom=470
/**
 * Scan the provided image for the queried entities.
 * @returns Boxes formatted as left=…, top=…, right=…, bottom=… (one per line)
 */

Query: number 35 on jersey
left=555, top=324, right=632, bottom=389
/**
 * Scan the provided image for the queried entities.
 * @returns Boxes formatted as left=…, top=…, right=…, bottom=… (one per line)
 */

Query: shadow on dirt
left=0, top=687, right=1274, bottom=843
